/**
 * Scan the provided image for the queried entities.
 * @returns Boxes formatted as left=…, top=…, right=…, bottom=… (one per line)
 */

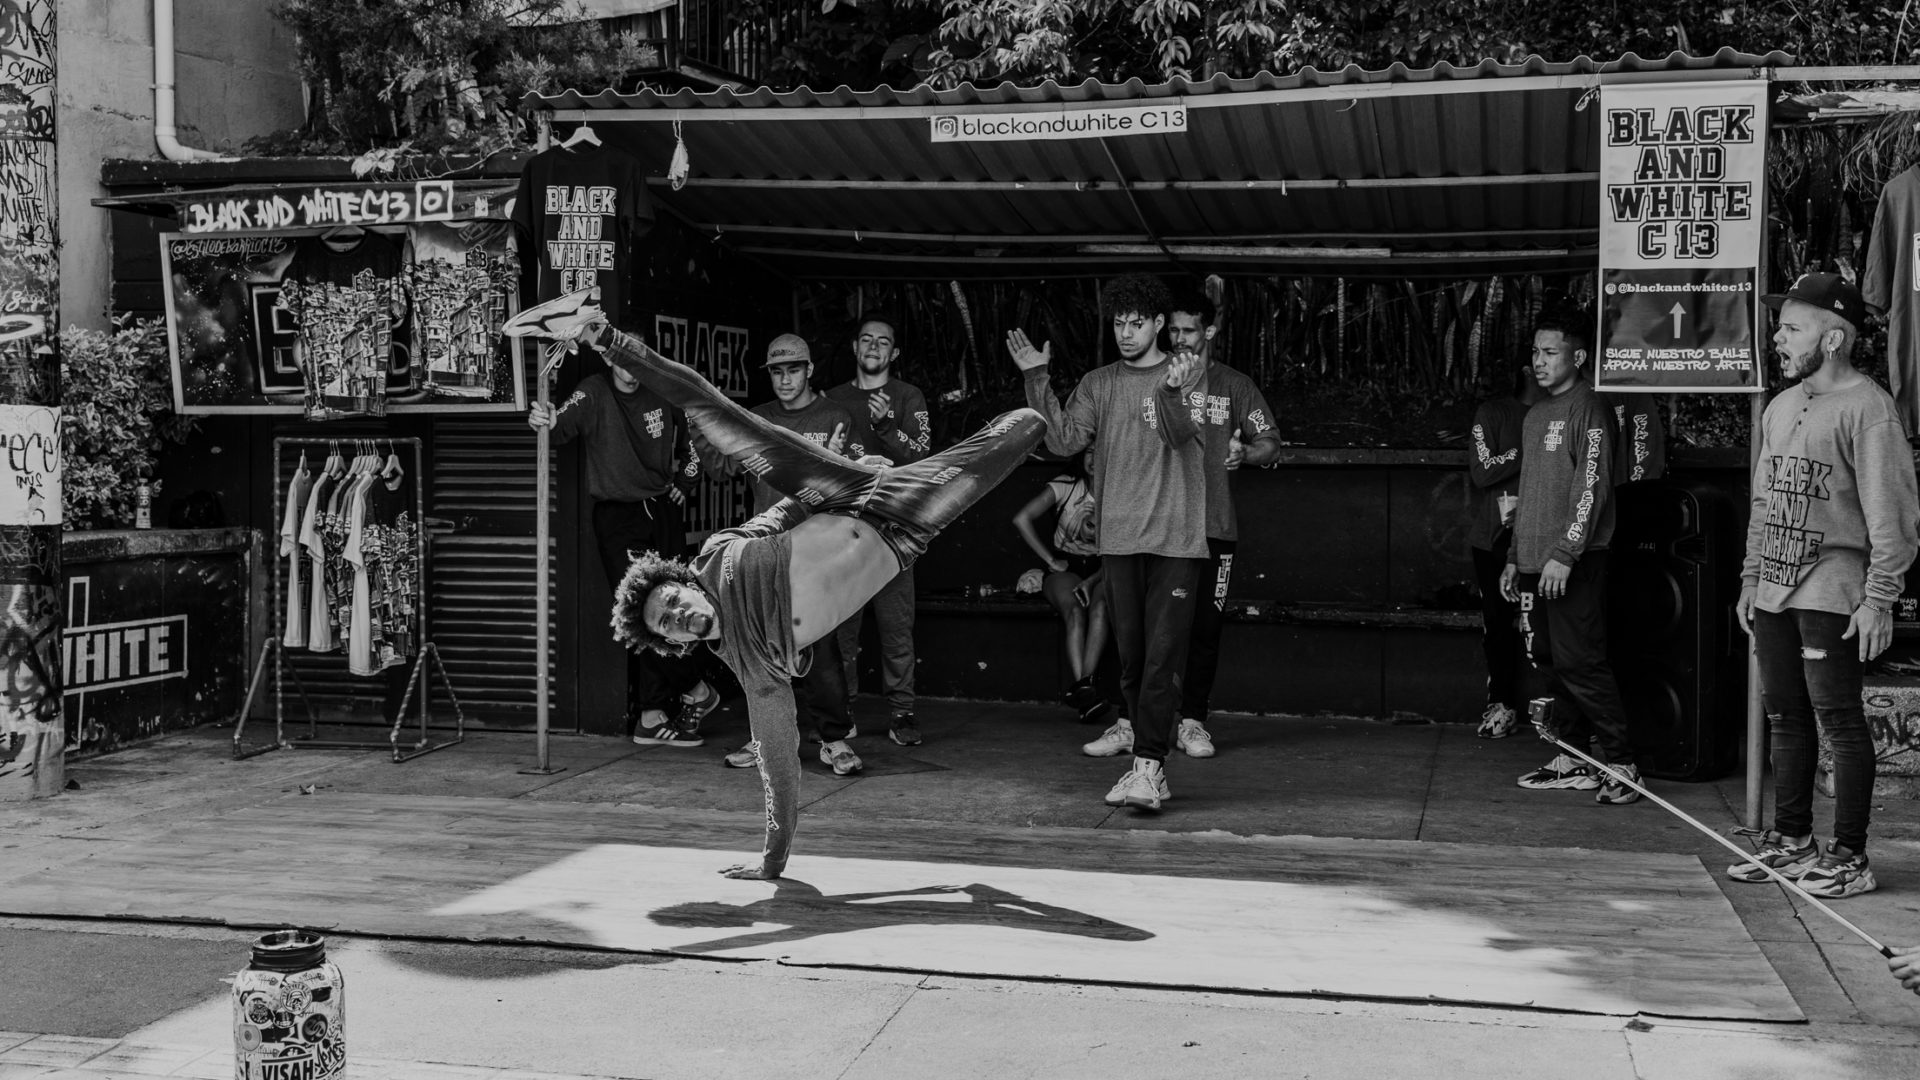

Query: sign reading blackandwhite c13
left=1597, top=80, right=1768, bottom=393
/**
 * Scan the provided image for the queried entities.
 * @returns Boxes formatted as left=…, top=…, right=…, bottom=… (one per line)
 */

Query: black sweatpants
left=593, top=498, right=707, bottom=729
left=1472, top=541, right=1523, bottom=712
left=1105, top=553, right=1204, bottom=763
left=1516, top=551, right=1635, bottom=765
left=1179, top=538, right=1236, bottom=723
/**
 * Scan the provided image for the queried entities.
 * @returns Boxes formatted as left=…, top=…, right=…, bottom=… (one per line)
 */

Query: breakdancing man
left=506, top=292, right=1045, bottom=880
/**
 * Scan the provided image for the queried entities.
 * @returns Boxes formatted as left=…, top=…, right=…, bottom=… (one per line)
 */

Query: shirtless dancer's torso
left=784, top=513, right=901, bottom=647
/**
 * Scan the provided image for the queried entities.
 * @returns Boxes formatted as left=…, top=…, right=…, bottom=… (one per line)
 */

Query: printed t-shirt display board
left=161, top=222, right=527, bottom=416
left=1595, top=80, right=1767, bottom=394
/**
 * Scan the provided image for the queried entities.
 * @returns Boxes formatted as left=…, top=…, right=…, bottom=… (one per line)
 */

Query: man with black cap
left=709, top=333, right=866, bottom=777
left=1731, top=272, right=1920, bottom=899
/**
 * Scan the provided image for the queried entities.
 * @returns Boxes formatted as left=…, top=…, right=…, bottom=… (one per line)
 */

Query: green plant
left=60, top=318, right=198, bottom=530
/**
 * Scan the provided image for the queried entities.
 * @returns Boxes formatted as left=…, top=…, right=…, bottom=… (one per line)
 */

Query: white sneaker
left=1175, top=718, right=1216, bottom=758
left=1082, top=719, right=1134, bottom=757
left=819, top=740, right=863, bottom=776
left=500, top=286, right=605, bottom=344
left=1476, top=703, right=1520, bottom=739
left=1104, top=759, right=1170, bottom=811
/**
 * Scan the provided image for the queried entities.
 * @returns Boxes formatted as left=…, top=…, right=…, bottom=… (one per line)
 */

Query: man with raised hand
left=1499, top=310, right=1641, bottom=806
left=1008, top=273, right=1205, bottom=813
left=825, top=314, right=932, bottom=748
left=1732, top=273, right=1919, bottom=900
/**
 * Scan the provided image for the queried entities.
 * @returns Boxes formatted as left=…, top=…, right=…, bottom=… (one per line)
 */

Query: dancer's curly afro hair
left=611, top=550, right=706, bottom=657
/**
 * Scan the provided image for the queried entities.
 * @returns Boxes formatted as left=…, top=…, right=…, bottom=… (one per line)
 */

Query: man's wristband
left=1862, top=597, right=1893, bottom=614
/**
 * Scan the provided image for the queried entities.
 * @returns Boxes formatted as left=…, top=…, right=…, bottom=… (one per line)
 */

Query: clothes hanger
left=558, top=121, right=600, bottom=150
left=381, top=439, right=403, bottom=483
left=297, top=448, right=308, bottom=475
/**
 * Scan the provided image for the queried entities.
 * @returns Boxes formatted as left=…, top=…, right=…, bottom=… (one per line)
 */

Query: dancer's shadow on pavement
left=648, top=880, right=1153, bottom=954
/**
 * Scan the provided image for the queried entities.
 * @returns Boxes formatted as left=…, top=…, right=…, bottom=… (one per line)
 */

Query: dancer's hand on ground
left=1890, top=944, right=1920, bottom=995
left=1735, top=583, right=1757, bottom=635
left=1006, top=329, right=1052, bottom=371
left=526, top=403, right=555, bottom=431
left=719, top=863, right=781, bottom=880
left=1498, top=563, right=1519, bottom=603
left=1843, top=603, right=1894, bottom=662
left=1537, top=558, right=1571, bottom=599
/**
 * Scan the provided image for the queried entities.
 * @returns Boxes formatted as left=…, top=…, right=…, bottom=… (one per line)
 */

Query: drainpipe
left=153, top=0, right=225, bottom=161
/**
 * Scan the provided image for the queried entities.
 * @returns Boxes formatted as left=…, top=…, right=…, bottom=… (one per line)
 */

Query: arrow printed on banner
left=1669, top=302, right=1686, bottom=341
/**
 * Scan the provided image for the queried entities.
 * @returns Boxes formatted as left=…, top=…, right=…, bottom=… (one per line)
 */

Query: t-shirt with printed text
left=1181, top=362, right=1278, bottom=542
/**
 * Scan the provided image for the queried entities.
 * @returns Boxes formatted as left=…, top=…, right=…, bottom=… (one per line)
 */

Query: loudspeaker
left=1607, top=479, right=1744, bottom=781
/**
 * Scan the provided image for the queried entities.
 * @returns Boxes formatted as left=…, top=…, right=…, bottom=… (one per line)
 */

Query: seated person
left=1011, top=458, right=1111, bottom=722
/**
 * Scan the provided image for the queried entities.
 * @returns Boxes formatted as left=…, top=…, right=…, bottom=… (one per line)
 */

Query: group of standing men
left=1007, top=274, right=1282, bottom=811
left=1465, top=273, right=1919, bottom=900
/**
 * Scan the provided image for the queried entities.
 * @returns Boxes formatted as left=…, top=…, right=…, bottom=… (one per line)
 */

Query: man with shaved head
left=1732, top=273, right=1920, bottom=900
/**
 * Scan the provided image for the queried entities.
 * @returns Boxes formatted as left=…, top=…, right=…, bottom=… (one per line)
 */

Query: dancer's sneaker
left=722, top=742, right=759, bottom=769
left=1104, top=758, right=1170, bottom=811
left=888, top=713, right=922, bottom=746
left=1476, top=703, right=1521, bottom=739
left=819, top=740, right=864, bottom=776
left=675, top=681, right=720, bottom=738
left=1798, top=842, right=1877, bottom=898
left=1175, top=718, right=1216, bottom=758
left=632, top=710, right=704, bottom=748
left=1726, top=830, right=1819, bottom=883
left=1083, top=719, right=1134, bottom=757
left=1516, top=753, right=1600, bottom=790
left=500, top=287, right=605, bottom=345
left=1593, top=762, right=1643, bottom=805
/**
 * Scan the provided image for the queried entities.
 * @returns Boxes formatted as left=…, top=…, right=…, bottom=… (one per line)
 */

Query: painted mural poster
left=1596, top=80, right=1767, bottom=393
left=650, top=303, right=753, bottom=541
left=0, top=0, right=62, bottom=800
left=162, top=226, right=527, bottom=415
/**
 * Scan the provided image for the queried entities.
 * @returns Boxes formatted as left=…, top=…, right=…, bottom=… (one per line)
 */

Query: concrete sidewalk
left=4, top=700, right=1920, bottom=1079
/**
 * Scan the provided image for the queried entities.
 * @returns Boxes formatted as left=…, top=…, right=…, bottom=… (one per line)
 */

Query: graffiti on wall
left=0, top=0, right=59, bottom=799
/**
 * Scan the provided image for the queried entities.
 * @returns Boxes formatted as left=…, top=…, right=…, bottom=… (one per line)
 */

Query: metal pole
left=522, top=113, right=562, bottom=776
left=0, top=2, right=61, bottom=800
left=1745, top=126, right=1771, bottom=832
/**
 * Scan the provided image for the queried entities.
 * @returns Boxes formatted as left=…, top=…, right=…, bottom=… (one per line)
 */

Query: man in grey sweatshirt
left=1731, top=273, right=1920, bottom=900
left=1499, top=312, right=1641, bottom=805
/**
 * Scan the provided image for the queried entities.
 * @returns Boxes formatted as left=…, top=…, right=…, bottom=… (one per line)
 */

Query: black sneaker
left=633, top=713, right=704, bottom=748
left=675, top=681, right=721, bottom=738
left=889, top=713, right=922, bottom=746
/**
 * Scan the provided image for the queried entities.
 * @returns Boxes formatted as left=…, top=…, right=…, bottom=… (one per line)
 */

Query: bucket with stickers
left=232, top=930, right=345, bottom=1080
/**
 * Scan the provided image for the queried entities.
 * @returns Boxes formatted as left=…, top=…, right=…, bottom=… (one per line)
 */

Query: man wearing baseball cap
left=1731, top=271, right=1920, bottom=899
left=707, top=332, right=866, bottom=778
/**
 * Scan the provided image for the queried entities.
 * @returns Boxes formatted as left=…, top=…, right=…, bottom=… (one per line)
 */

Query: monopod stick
left=1539, top=731, right=1890, bottom=957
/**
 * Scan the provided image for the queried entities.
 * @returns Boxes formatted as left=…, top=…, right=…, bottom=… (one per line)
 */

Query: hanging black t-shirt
left=280, top=231, right=407, bottom=420
left=511, top=144, right=654, bottom=326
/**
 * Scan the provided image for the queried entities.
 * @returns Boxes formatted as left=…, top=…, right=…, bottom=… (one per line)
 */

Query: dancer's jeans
left=1516, top=551, right=1635, bottom=765
left=1179, top=538, right=1236, bottom=724
left=1106, top=553, right=1204, bottom=763
left=1753, top=607, right=1874, bottom=853
left=603, top=330, right=1040, bottom=569
left=1473, top=540, right=1523, bottom=711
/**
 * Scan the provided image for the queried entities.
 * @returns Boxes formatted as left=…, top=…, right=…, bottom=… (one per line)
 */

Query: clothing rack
left=232, top=436, right=466, bottom=762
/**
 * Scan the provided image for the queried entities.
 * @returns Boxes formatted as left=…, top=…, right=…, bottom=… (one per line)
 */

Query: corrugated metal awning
left=522, top=49, right=1795, bottom=279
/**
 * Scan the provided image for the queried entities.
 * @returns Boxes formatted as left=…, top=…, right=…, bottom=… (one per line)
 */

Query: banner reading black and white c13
left=1597, top=80, right=1767, bottom=393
